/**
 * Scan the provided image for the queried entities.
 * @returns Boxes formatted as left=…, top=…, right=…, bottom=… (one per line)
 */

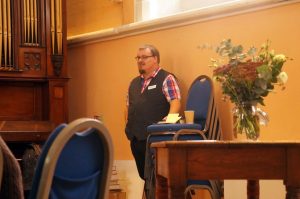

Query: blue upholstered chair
left=29, top=118, right=114, bottom=199
left=172, top=80, right=223, bottom=199
left=147, top=75, right=213, bottom=136
left=145, top=75, right=223, bottom=199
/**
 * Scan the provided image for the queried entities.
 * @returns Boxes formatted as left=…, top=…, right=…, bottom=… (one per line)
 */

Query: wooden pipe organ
left=0, top=0, right=68, bottom=142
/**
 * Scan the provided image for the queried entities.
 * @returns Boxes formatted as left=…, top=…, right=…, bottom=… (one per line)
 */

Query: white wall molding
left=67, top=0, right=300, bottom=47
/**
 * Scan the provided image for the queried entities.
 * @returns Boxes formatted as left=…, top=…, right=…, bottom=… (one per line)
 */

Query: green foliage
left=209, top=39, right=288, bottom=106
left=204, top=39, right=289, bottom=139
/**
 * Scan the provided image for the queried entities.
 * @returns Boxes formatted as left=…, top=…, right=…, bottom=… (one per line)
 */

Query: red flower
left=230, top=60, right=263, bottom=82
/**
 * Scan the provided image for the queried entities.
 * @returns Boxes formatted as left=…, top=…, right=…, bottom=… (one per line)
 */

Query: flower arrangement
left=203, top=39, right=289, bottom=139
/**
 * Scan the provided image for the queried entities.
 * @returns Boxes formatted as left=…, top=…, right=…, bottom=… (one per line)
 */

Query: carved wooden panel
left=24, top=52, right=42, bottom=71
left=18, top=47, right=46, bottom=77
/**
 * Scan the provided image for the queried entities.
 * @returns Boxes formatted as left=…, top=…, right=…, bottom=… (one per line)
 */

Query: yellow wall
left=67, top=0, right=134, bottom=36
left=67, top=3, right=300, bottom=160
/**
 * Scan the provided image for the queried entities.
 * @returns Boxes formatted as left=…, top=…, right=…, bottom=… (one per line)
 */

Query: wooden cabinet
left=0, top=0, right=68, bottom=143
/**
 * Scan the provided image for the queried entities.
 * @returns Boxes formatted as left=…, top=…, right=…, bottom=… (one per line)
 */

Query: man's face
left=136, top=48, right=157, bottom=75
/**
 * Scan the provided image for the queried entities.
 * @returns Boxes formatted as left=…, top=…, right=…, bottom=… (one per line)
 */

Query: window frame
left=68, top=0, right=298, bottom=46
left=135, top=0, right=248, bottom=22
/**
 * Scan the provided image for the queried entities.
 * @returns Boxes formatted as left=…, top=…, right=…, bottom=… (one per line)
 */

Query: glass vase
left=233, top=102, right=261, bottom=141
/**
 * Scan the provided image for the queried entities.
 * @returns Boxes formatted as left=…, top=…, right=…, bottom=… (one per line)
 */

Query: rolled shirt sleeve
left=162, top=74, right=181, bottom=102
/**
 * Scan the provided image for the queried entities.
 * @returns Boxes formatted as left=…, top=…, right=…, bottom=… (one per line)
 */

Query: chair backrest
left=186, top=75, right=223, bottom=140
left=29, top=118, right=114, bottom=199
left=185, top=75, right=213, bottom=127
left=0, top=136, right=24, bottom=199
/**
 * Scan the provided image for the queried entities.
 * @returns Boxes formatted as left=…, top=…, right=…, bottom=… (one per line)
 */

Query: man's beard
left=139, top=69, right=145, bottom=74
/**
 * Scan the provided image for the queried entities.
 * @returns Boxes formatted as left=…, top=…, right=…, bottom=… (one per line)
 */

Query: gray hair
left=139, top=44, right=160, bottom=64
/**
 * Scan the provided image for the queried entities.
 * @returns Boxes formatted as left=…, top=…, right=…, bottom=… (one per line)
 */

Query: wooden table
left=152, top=140, right=300, bottom=199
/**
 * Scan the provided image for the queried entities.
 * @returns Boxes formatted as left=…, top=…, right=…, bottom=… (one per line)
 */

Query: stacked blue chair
left=29, top=118, right=114, bottom=199
left=147, top=75, right=212, bottom=135
left=145, top=75, right=223, bottom=199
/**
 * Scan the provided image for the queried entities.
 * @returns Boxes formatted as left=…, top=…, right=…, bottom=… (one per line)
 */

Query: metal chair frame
left=34, top=118, right=114, bottom=199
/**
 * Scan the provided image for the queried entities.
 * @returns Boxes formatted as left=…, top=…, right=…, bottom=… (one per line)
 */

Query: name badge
left=148, top=85, right=156, bottom=90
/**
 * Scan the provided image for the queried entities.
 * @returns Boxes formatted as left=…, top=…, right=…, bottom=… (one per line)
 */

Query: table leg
left=247, top=180, right=259, bottom=199
left=156, top=174, right=168, bottom=199
left=155, top=174, right=185, bottom=199
left=285, top=186, right=300, bottom=199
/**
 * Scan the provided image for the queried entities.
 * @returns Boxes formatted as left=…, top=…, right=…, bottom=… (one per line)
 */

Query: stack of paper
left=158, top=113, right=181, bottom=124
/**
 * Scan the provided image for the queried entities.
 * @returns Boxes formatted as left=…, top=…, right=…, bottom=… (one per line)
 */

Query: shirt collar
left=140, top=67, right=161, bottom=80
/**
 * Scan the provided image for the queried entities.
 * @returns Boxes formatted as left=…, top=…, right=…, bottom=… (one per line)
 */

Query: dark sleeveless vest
left=125, top=69, right=170, bottom=140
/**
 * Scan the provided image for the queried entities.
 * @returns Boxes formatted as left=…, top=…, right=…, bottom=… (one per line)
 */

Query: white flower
left=277, top=71, right=288, bottom=84
left=273, top=54, right=286, bottom=63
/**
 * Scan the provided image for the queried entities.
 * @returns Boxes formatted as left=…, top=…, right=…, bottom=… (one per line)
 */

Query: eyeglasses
left=134, top=55, right=154, bottom=61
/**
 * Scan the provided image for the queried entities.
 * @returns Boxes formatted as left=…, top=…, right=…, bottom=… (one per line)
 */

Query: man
left=125, top=44, right=181, bottom=180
